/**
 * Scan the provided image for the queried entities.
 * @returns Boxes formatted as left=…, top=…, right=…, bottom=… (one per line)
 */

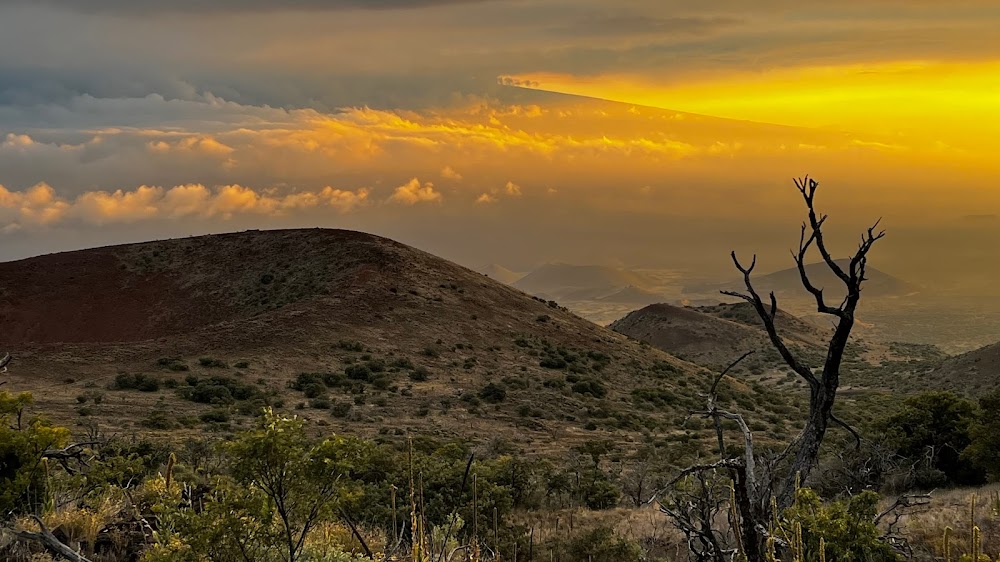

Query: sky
left=1, top=0, right=1000, bottom=291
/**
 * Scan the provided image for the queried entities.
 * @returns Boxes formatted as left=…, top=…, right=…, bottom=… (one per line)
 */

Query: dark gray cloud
left=552, top=15, right=743, bottom=37
left=12, top=0, right=500, bottom=15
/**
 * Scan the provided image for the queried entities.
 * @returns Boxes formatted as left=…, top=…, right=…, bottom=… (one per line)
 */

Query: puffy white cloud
left=475, top=193, right=497, bottom=204
left=388, top=178, right=441, bottom=205
left=504, top=181, right=522, bottom=197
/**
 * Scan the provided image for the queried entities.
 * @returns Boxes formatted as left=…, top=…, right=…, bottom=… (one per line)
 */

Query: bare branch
left=830, top=413, right=862, bottom=451
left=644, top=459, right=744, bottom=506
left=0, top=352, right=10, bottom=373
left=709, top=351, right=755, bottom=397
left=724, top=251, right=818, bottom=388
left=794, top=176, right=850, bottom=286
left=793, top=221, right=844, bottom=318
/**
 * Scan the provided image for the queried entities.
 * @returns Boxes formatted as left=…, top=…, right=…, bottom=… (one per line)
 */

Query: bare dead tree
left=656, top=176, right=885, bottom=561
left=0, top=352, right=10, bottom=386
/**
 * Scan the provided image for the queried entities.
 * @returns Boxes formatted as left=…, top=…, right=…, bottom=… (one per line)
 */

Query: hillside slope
left=478, top=263, right=525, bottom=285
left=926, top=342, right=1000, bottom=395
left=0, top=229, right=800, bottom=456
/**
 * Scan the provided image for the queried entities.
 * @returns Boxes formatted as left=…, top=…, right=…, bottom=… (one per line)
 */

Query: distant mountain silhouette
left=478, top=263, right=525, bottom=284
left=687, top=259, right=919, bottom=300
left=514, top=263, right=655, bottom=302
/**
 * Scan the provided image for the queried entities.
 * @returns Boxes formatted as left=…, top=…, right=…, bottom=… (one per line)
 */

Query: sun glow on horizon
left=503, top=59, right=1000, bottom=153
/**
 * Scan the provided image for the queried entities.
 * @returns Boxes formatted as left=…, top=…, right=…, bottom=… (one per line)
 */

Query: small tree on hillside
left=656, top=176, right=886, bottom=562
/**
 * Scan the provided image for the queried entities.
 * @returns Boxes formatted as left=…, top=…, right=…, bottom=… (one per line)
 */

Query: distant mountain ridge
left=514, top=263, right=656, bottom=302
left=478, top=263, right=525, bottom=284
left=687, top=259, right=919, bottom=299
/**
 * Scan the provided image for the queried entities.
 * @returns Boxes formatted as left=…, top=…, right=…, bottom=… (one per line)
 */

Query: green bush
left=479, top=383, right=507, bottom=404
left=345, top=364, right=373, bottom=382
left=409, top=366, right=430, bottom=382
left=566, top=528, right=642, bottom=562
left=302, top=383, right=326, bottom=399
left=112, top=373, right=161, bottom=392
left=330, top=402, right=352, bottom=418
left=781, top=488, right=898, bottom=562
left=571, top=380, right=607, bottom=399
left=198, top=357, right=229, bottom=369
left=179, top=376, right=261, bottom=405
left=200, top=410, right=230, bottom=423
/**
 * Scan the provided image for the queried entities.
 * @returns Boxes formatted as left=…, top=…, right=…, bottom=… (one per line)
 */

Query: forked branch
left=722, top=252, right=818, bottom=388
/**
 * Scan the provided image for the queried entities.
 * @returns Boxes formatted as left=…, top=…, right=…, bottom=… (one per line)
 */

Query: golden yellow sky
left=506, top=59, right=1000, bottom=155
left=1, top=0, right=1000, bottom=289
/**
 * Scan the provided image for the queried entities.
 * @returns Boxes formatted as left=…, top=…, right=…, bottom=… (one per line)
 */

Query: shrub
left=157, top=357, right=190, bottom=371
left=179, top=376, right=261, bottom=405
left=141, top=410, right=178, bottom=430
left=479, top=383, right=507, bottom=404
left=781, top=488, right=897, bottom=562
left=310, top=398, right=332, bottom=410
left=198, top=357, right=229, bottom=369
left=345, top=364, right=373, bottom=382
left=409, top=366, right=430, bottom=382
left=371, top=374, right=393, bottom=391
left=200, top=410, right=230, bottom=423
left=392, top=357, right=414, bottom=370
left=571, top=380, right=607, bottom=399
left=540, top=356, right=567, bottom=369
left=337, top=340, right=364, bottom=352
left=112, top=373, right=161, bottom=392
left=302, top=383, right=326, bottom=399
left=330, top=402, right=352, bottom=418
left=567, top=528, right=642, bottom=562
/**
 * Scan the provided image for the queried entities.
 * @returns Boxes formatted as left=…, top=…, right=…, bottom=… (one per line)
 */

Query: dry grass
left=898, top=484, right=1000, bottom=561
left=515, top=505, right=685, bottom=561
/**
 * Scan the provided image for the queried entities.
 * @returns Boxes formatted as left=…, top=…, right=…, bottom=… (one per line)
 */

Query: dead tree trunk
left=13, top=515, right=95, bottom=562
left=657, top=176, right=884, bottom=561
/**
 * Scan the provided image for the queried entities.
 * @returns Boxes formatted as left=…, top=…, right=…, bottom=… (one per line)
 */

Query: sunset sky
left=1, top=1, right=999, bottom=290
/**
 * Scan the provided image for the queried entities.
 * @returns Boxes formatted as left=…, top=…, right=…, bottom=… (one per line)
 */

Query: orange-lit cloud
left=388, top=178, right=441, bottom=205
left=440, top=166, right=463, bottom=181
left=0, top=182, right=369, bottom=231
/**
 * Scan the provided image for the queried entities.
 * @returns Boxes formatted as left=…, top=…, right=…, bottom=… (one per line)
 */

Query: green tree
left=963, top=390, right=1000, bottom=479
left=0, top=392, right=70, bottom=516
left=877, top=391, right=985, bottom=486
left=225, top=409, right=370, bottom=562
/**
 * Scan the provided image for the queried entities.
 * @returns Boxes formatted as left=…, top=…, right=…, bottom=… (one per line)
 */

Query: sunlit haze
left=1, top=0, right=999, bottom=291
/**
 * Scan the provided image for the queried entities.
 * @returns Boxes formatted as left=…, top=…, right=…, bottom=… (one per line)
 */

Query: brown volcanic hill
left=924, top=342, right=1000, bottom=396
left=0, top=229, right=800, bottom=457
left=609, top=303, right=826, bottom=370
left=694, top=302, right=829, bottom=347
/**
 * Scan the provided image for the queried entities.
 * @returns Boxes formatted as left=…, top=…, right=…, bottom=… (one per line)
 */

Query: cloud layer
left=0, top=183, right=370, bottom=232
